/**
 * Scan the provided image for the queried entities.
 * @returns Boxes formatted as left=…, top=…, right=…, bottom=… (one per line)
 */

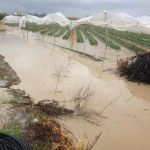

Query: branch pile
left=117, top=52, right=150, bottom=84
left=34, top=100, right=73, bottom=116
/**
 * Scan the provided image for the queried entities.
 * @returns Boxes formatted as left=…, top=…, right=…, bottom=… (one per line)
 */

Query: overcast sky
left=0, top=0, right=149, bottom=17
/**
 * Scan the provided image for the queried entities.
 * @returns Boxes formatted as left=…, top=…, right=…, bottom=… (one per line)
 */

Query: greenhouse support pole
left=136, top=21, right=144, bottom=43
left=53, top=21, right=56, bottom=49
left=100, top=11, right=109, bottom=72
left=27, top=31, right=28, bottom=41
left=84, top=20, right=88, bottom=53
left=51, top=15, right=55, bottom=49
left=70, top=21, right=75, bottom=50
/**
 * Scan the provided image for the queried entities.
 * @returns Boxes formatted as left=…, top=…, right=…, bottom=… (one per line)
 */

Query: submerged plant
left=71, top=83, right=94, bottom=111
left=52, top=57, right=73, bottom=97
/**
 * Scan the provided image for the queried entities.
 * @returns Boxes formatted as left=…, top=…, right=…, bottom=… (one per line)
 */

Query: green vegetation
left=0, top=13, right=6, bottom=20
left=91, top=30, right=121, bottom=50
left=109, top=29, right=150, bottom=47
left=79, top=24, right=148, bottom=51
left=63, top=29, right=71, bottom=40
left=47, top=30, right=55, bottom=36
left=23, top=22, right=59, bottom=32
left=5, top=23, right=19, bottom=27
left=55, top=27, right=68, bottom=37
left=86, top=32, right=98, bottom=45
left=48, top=24, right=64, bottom=37
left=116, top=38, right=146, bottom=53
left=76, top=29, right=84, bottom=43
left=0, top=126, right=22, bottom=138
left=23, top=22, right=70, bottom=40
left=92, top=25, right=147, bottom=53
left=78, top=24, right=98, bottom=45
left=48, top=26, right=69, bottom=37
left=22, top=22, right=149, bottom=52
left=0, top=98, right=17, bottom=104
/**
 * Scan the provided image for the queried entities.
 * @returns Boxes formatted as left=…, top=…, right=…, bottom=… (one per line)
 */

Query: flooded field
left=0, top=27, right=150, bottom=150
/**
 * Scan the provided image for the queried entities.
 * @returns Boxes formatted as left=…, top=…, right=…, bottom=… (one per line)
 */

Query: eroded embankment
left=0, top=54, right=84, bottom=150
left=0, top=25, right=6, bottom=32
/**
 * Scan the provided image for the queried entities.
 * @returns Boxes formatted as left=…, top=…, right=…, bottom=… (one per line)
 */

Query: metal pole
left=70, top=21, right=74, bottom=50
left=84, top=20, right=88, bottom=53
left=100, top=11, right=109, bottom=72
left=51, top=15, right=55, bottom=49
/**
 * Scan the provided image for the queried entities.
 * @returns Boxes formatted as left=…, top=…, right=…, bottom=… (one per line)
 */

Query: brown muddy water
left=0, top=27, right=150, bottom=150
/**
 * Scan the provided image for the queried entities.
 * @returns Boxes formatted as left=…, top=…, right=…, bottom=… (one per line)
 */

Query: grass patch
left=0, top=98, right=17, bottom=104
left=0, top=126, right=22, bottom=138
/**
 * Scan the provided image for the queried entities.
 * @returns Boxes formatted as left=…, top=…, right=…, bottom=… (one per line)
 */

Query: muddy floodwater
left=0, top=27, right=150, bottom=150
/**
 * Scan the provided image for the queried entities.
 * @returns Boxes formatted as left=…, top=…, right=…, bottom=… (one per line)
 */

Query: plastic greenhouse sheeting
left=137, top=16, right=150, bottom=26
left=74, top=16, right=93, bottom=25
left=2, top=11, right=150, bottom=33
left=89, top=12, right=139, bottom=30
left=41, top=12, right=70, bottom=26
left=2, top=15, right=22, bottom=24
left=76, top=11, right=150, bottom=33
left=19, top=12, right=70, bottom=27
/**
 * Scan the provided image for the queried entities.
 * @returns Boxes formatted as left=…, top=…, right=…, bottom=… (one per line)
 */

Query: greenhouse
left=2, top=15, right=22, bottom=24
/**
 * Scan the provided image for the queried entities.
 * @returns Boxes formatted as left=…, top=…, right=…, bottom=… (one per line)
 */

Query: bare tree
left=52, top=57, right=73, bottom=96
left=71, top=83, right=94, bottom=111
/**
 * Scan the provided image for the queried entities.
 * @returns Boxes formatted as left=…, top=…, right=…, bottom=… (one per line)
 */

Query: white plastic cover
left=74, top=16, right=93, bottom=25
left=2, top=15, right=22, bottom=24
left=18, top=12, right=70, bottom=27
left=41, top=12, right=70, bottom=26
left=3, top=11, right=150, bottom=34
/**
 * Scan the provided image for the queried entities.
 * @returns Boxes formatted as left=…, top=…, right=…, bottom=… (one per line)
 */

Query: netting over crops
left=73, top=12, right=150, bottom=33
left=2, top=11, right=150, bottom=33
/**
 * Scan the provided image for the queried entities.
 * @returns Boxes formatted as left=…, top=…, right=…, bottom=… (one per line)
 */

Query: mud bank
left=0, top=54, right=83, bottom=150
left=0, top=55, right=20, bottom=87
left=0, top=25, right=6, bottom=32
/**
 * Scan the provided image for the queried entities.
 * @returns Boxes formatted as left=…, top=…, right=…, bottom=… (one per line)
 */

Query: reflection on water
left=0, top=28, right=150, bottom=150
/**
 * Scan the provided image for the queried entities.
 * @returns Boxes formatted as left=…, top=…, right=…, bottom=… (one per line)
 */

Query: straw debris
left=23, top=117, right=84, bottom=150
